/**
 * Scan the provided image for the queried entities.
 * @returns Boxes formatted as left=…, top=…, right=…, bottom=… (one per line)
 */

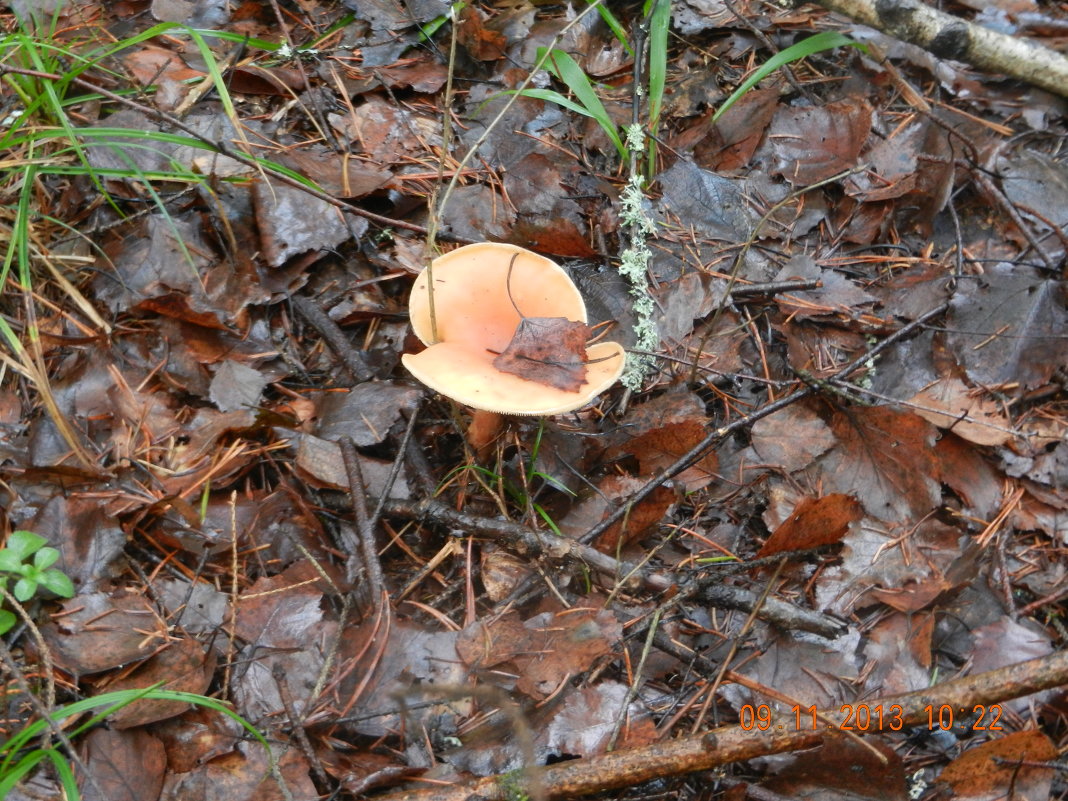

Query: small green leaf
left=6, top=531, right=45, bottom=561
left=0, top=609, right=16, bottom=636
left=33, top=546, right=60, bottom=570
left=0, top=551, right=23, bottom=573
left=13, top=577, right=37, bottom=603
left=38, top=569, right=74, bottom=598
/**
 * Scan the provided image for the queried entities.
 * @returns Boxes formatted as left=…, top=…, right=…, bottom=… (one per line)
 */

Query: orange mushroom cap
left=402, top=242, right=625, bottom=415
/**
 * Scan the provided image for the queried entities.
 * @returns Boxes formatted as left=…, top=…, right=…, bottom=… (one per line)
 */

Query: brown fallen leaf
left=908, top=377, right=1012, bottom=446
left=757, top=493, right=863, bottom=558
left=939, top=729, right=1057, bottom=801
left=493, top=317, right=591, bottom=392
left=610, top=389, right=719, bottom=492
left=82, top=728, right=167, bottom=801
left=457, top=4, right=507, bottom=61
left=560, top=474, right=676, bottom=554
left=98, top=638, right=216, bottom=729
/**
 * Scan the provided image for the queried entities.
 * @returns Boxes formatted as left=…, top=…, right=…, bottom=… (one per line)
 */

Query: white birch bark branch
left=809, top=0, right=1068, bottom=97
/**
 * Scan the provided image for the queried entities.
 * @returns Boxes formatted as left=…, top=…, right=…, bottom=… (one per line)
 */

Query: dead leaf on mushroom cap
left=493, top=317, right=591, bottom=391
left=402, top=242, right=625, bottom=415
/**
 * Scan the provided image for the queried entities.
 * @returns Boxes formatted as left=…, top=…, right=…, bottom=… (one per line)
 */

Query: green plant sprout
left=712, top=31, right=866, bottom=123
left=439, top=419, right=575, bottom=537
left=0, top=531, right=74, bottom=636
left=0, top=685, right=275, bottom=800
left=516, top=47, right=627, bottom=160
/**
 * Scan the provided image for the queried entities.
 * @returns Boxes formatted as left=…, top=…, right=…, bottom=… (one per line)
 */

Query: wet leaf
left=43, top=593, right=167, bottom=675
left=560, top=474, right=676, bottom=553
left=334, top=620, right=468, bottom=737
left=152, top=706, right=244, bottom=773
left=159, top=740, right=317, bottom=801
left=99, top=638, right=216, bottom=729
left=493, top=317, right=591, bottom=391
left=315, top=382, right=422, bottom=446
left=908, top=377, right=1012, bottom=446
left=819, top=407, right=941, bottom=524
left=758, top=97, right=872, bottom=185
left=763, top=737, right=906, bottom=801
left=757, top=493, right=863, bottom=557
left=939, top=729, right=1057, bottom=801
left=947, top=267, right=1068, bottom=392
left=658, top=160, right=752, bottom=242
left=319, top=750, right=418, bottom=796
left=209, top=359, right=268, bottom=413
left=81, top=728, right=167, bottom=801
left=749, top=404, right=837, bottom=472
left=543, top=682, right=656, bottom=757
left=285, top=429, right=411, bottom=497
left=513, top=608, right=621, bottom=700
left=610, top=389, right=718, bottom=491
left=457, top=608, right=622, bottom=701
left=458, top=4, right=507, bottom=60
left=251, top=179, right=360, bottom=267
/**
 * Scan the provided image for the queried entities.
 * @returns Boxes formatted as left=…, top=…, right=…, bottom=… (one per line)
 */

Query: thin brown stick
left=272, top=662, right=330, bottom=786
left=340, top=437, right=388, bottom=608
left=291, top=294, right=372, bottom=384
left=376, top=498, right=843, bottom=638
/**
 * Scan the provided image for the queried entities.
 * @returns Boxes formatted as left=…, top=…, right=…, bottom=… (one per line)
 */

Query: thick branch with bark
left=810, top=0, right=1068, bottom=97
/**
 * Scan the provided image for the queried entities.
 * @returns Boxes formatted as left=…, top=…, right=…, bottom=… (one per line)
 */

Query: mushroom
left=402, top=243, right=626, bottom=415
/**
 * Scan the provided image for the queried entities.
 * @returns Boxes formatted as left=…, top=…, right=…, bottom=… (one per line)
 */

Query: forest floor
left=0, top=0, right=1067, bottom=800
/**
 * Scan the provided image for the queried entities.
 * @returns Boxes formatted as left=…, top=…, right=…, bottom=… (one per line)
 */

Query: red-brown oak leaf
left=493, top=317, right=590, bottom=391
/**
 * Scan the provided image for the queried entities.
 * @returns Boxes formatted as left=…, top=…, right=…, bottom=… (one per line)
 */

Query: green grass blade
left=584, top=0, right=633, bottom=56
left=533, top=503, right=565, bottom=537
left=713, top=31, right=865, bottom=122
left=505, top=88, right=602, bottom=120
left=44, top=749, right=80, bottom=801
left=645, top=0, right=670, bottom=133
left=538, top=48, right=625, bottom=159
left=0, top=750, right=49, bottom=797
left=186, top=27, right=240, bottom=122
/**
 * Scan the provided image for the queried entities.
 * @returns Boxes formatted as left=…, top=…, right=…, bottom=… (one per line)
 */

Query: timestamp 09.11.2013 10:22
left=738, top=704, right=1005, bottom=733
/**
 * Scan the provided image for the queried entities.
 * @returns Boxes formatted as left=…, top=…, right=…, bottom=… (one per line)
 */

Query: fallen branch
left=810, top=0, right=1068, bottom=97
left=376, top=498, right=844, bottom=638
left=373, top=647, right=1068, bottom=801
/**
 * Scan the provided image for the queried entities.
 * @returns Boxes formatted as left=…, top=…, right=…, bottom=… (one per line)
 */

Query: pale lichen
left=617, top=143, right=659, bottom=391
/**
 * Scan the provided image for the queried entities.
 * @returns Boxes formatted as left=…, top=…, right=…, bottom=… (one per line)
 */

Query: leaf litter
left=1, top=1, right=1067, bottom=800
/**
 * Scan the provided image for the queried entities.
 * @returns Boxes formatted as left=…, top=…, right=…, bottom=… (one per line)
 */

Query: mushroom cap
left=402, top=242, right=625, bottom=415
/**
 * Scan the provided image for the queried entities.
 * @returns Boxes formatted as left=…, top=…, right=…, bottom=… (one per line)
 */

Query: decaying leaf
left=947, top=267, right=1068, bottom=393
left=99, top=638, right=216, bottom=729
left=757, top=493, right=863, bottom=557
left=493, top=317, right=591, bottom=391
left=82, top=728, right=167, bottom=801
left=909, top=377, right=1012, bottom=446
left=939, top=729, right=1057, bottom=801
left=819, top=407, right=941, bottom=524
left=457, top=608, right=622, bottom=700
left=609, top=389, right=719, bottom=492
left=43, top=593, right=168, bottom=675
